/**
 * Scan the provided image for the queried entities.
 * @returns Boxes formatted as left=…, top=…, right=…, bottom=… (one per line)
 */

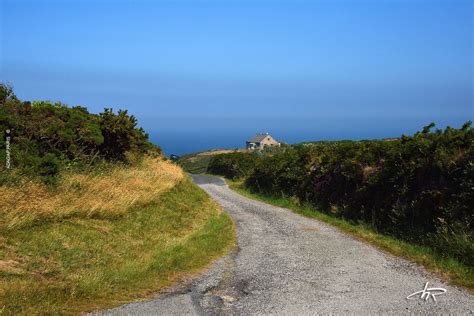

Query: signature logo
left=406, top=282, right=447, bottom=302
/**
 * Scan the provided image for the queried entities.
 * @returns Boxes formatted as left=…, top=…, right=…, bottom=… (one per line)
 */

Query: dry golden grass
left=0, top=260, right=25, bottom=275
left=0, top=156, right=183, bottom=230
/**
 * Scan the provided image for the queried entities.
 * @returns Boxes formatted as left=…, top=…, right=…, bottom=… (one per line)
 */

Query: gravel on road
left=98, top=174, right=474, bottom=315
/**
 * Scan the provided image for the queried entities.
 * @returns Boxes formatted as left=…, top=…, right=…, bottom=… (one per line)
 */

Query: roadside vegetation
left=177, top=149, right=240, bottom=174
left=0, top=84, right=235, bottom=314
left=204, top=123, right=474, bottom=289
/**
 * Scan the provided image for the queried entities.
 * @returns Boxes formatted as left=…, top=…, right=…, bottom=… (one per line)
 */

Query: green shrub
left=38, top=153, right=61, bottom=184
left=208, top=152, right=261, bottom=179
left=99, top=108, right=151, bottom=160
left=0, top=83, right=160, bottom=184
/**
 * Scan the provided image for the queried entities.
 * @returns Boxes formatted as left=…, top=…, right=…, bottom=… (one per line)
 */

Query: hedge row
left=208, top=152, right=261, bottom=179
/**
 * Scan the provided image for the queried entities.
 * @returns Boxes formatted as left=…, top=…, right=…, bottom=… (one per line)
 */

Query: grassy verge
left=177, top=149, right=242, bottom=174
left=178, top=153, right=213, bottom=174
left=226, top=179, right=473, bottom=291
left=0, top=162, right=235, bottom=314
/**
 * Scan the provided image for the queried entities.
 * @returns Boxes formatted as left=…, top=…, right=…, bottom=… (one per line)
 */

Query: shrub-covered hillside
left=0, top=83, right=158, bottom=184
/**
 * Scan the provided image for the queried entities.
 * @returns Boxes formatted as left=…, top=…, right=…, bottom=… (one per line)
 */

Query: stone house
left=246, top=133, right=280, bottom=150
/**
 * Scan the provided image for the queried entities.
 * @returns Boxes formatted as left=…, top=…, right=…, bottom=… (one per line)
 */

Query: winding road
left=101, top=174, right=474, bottom=315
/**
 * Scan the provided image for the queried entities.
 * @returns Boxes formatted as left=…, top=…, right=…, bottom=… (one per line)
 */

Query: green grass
left=226, top=179, right=474, bottom=291
left=178, top=153, right=213, bottom=174
left=0, top=177, right=235, bottom=314
left=177, top=149, right=241, bottom=174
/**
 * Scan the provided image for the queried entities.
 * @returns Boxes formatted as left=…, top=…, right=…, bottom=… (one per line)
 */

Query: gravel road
left=100, top=174, right=474, bottom=315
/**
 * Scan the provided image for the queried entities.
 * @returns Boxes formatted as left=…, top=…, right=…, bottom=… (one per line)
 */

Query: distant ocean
left=145, top=117, right=468, bottom=157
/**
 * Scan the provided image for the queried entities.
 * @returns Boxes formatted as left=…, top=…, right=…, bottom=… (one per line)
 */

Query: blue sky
left=1, top=0, right=473, bottom=154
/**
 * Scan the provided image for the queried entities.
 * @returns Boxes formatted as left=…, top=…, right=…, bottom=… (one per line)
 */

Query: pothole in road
left=219, top=295, right=236, bottom=303
left=203, top=278, right=251, bottom=311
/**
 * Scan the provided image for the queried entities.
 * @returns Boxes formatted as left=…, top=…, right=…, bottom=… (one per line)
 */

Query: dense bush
left=99, top=108, right=152, bottom=160
left=220, top=123, right=474, bottom=266
left=208, top=152, right=261, bottom=179
left=0, top=83, right=159, bottom=183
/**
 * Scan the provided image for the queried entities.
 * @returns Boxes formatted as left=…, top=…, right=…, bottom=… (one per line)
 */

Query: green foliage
left=38, top=153, right=61, bottom=185
left=99, top=108, right=151, bottom=160
left=0, top=83, right=159, bottom=183
left=218, top=123, right=474, bottom=266
left=177, top=153, right=213, bottom=174
left=208, top=152, right=261, bottom=179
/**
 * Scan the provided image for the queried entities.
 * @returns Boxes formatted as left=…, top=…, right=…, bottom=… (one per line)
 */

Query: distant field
left=178, top=149, right=243, bottom=174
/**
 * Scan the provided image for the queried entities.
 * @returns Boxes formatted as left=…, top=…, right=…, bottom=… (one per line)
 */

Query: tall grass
left=0, top=156, right=183, bottom=230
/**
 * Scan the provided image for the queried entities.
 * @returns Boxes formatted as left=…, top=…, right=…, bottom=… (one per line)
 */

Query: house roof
left=247, top=133, right=272, bottom=143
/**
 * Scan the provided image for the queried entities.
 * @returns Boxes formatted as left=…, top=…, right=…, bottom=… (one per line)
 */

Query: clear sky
left=1, top=0, right=473, bottom=154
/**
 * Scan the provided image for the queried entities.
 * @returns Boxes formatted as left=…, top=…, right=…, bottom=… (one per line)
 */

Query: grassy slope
left=226, top=179, right=474, bottom=291
left=178, top=153, right=213, bottom=174
left=0, top=176, right=234, bottom=314
left=178, top=149, right=242, bottom=174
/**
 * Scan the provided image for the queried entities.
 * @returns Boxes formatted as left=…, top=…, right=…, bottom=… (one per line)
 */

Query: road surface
left=99, top=174, right=474, bottom=315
